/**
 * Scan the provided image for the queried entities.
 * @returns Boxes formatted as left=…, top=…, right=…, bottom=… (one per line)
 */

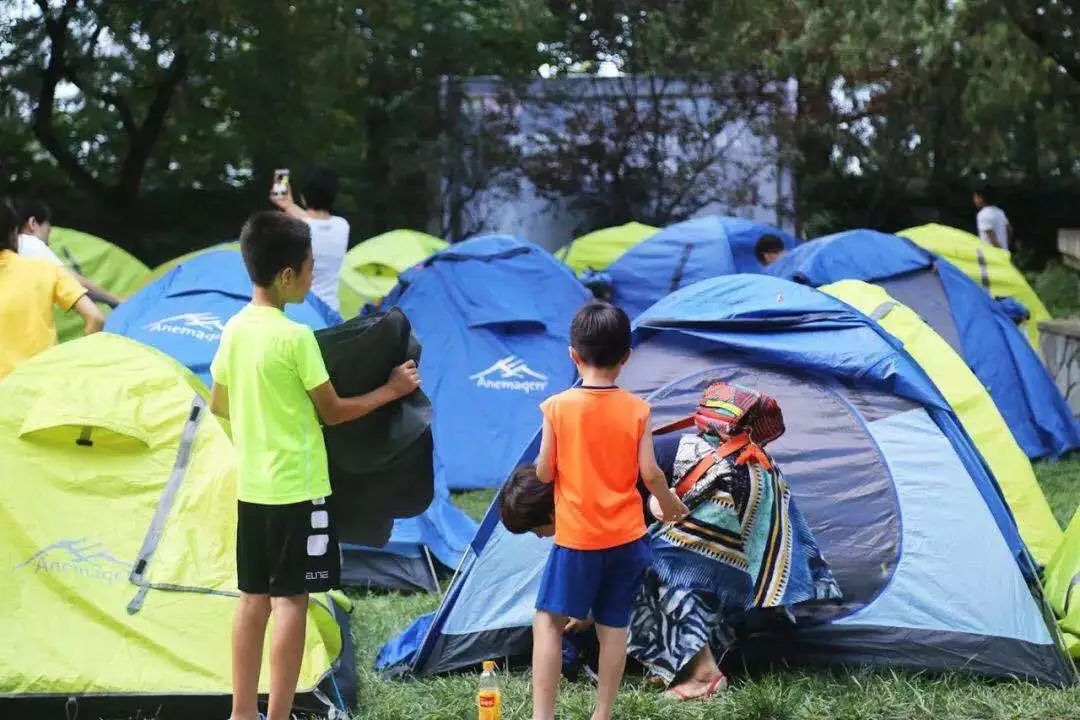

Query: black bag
left=315, top=309, right=435, bottom=547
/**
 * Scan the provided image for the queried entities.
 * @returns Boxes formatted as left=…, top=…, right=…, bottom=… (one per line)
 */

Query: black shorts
left=236, top=497, right=341, bottom=596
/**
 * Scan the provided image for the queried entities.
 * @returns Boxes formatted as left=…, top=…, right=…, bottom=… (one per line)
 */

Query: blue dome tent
left=105, top=248, right=339, bottom=386
left=344, top=235, right=590, bottom=590
left=381, top=234, right=592, bottom=491
left=767, top=229, right=1080, bottom=459
left=377, top=275, right=1074, bottom=685
left=603, top=215, right=796, bottom=319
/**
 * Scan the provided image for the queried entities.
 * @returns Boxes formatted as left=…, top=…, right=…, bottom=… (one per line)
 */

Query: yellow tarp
left=823, top=280, right=1062, bottom=565
left=338, top=229, right=447, bottom=317
left=0, top=333, right=345, bottom=701
left=556, top=222, right=658, bottom=274
left=898, top=224, right=1050, bottom=349
left=1045, top=507, right=1080, bottom=657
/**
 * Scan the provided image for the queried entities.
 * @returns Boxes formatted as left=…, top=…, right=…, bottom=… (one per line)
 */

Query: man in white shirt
left=270, top=165, right=349, bottom=313
left=973, top=187, right=1012, bottom=251
left=16, top=198, right=121, bottom=306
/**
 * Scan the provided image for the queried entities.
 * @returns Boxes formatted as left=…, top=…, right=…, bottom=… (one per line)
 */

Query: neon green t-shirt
left=210, top=304, right=331, bottom=505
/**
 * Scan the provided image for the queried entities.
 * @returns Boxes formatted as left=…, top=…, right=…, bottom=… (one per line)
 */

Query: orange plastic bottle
left=476, top=660, right=501, bottom=720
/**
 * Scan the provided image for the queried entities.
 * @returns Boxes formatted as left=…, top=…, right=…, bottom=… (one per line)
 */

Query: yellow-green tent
left=0, top=333, right=354, bottom=716
left=823, top=280, right=1062, bottom=565
left=338, top=229, right=447, bottom=318
left=897, top=224, right=1050, bottom=349
left=556, top=222, right=659, bottom=274
left=146, top=241, right=241, bottom=286
left=1044, top=507, right=1080, bottom=657
left=48, top=227, right=151, bottom=343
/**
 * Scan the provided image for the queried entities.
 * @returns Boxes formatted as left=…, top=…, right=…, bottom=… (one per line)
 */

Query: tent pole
left=423, top=546, right=442, bottom=597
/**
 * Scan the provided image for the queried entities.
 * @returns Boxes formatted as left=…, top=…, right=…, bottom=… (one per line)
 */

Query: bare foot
left=663, top=673, right=728, bottom=701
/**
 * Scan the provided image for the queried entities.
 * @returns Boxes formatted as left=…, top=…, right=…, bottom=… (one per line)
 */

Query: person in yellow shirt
left=16, top=197, right=122, bottom=306
left=0, top=199, right=104, bottom=379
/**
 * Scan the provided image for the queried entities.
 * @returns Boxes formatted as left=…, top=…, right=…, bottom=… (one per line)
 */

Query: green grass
left=453, top=489, right=499, bottom=523
left=1029, top=263, right=1080, bottom=317
left=1037, top=457, right=1080, bottom=528
left=345, top=464, right=1080, bottom=719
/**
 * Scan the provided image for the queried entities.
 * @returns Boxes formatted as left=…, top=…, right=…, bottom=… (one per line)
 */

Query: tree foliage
left=518, top=75, right=790, bottom=231
left=2, top=0, right=1080, bottom=263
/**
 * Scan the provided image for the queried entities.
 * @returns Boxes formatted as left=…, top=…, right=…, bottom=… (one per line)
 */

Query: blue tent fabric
left=381, top=234, right=592, bottom=490
left=605, top=215, right=796, bottom=320
left=106, top=249, right=340, bottom=386
left=379, top=275, right=1072, bottom=685
left=764, top=229, right=927, bottom=285
left=709, top=216, right=800, bottom=273
left=996, top=296, right=1031, bottom=325
left=768, top=229, right=1080, bottom=459
left=376, top=612, right=435, bottom=673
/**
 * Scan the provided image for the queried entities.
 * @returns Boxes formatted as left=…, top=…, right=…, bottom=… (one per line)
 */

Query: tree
left=1, top=1, right=551, bottom=250
left=1003, top=0, right=1080, bottom=85
left=440, top=79, right=529, bottom=240
left=519, top=74, right=791, bottom=231
left=764, top=0, right=1080, bottom=243
left=4, top=0, right=1080, bottom=263
left=2, top=1, right=234, bottom=208
left=345, top=0, right=555, bottom=237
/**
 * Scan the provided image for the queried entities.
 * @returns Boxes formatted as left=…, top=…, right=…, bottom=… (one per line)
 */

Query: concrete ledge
left=1041, top=318, right=1080, bottom=419
left=1058, top=229, right=1080, bottom=270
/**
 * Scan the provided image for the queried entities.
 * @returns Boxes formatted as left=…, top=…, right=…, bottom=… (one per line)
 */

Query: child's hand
left=387, top=360, right=420, bottom=398
left=657, top=489, right=689, bottom=523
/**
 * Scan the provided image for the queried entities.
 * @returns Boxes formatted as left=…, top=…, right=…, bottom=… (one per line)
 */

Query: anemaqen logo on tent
left=470, top=356, right=548, bottom=393
left=15, top=537, right=132, bottom=585
left=144, top=312, right=225, bottom=342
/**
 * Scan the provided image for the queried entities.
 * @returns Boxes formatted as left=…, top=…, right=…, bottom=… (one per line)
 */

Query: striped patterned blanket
left=649, top=434, right=840, bottom=610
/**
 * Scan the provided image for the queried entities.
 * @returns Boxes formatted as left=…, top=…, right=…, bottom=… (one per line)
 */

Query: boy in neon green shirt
left=209, top=211, right=419, bottom=720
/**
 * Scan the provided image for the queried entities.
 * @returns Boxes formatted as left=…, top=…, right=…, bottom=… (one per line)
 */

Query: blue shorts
left=535, top=537, right=652, bottom=628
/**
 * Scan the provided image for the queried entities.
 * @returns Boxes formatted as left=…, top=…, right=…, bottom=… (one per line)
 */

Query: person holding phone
left=269, top=164, right=349, bottom=314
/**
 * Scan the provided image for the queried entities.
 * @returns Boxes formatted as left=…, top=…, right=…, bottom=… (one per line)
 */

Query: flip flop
left=663, top=673, right=728, bottom=702
left=704, top=673, right=728, bottom=698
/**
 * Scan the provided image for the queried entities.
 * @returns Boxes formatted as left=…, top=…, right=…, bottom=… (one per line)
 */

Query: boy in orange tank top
left=532, top=301, right=687, bottom=720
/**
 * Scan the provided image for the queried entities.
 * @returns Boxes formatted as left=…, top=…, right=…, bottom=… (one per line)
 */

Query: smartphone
left=272, top=168, right=290, bottom=198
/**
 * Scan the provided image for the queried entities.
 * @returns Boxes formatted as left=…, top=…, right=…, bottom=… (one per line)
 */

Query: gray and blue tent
left=378, top=275, right=1075, bottom=684
left=767, top=229, right=1080, bottom=460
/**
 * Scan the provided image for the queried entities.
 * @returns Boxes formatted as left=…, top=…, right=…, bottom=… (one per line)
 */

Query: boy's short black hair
left=301, top=163, right=339, bottom=212
left=754, top=233, right=785, bottom=264
left=15, top=197, right=51, bottom=228
left=972, top=181, right=994, bottom=204
left=0, top=199, right=18, bottom=251
left=240, top=211, right=312, bottom=287
left=498, top=465, right=554, bottom=534
left=570, top=301, right=631, bottom=368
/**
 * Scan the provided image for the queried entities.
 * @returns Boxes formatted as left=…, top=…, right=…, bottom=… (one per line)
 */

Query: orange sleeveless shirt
left=540, top=387, right=650, bottom=550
